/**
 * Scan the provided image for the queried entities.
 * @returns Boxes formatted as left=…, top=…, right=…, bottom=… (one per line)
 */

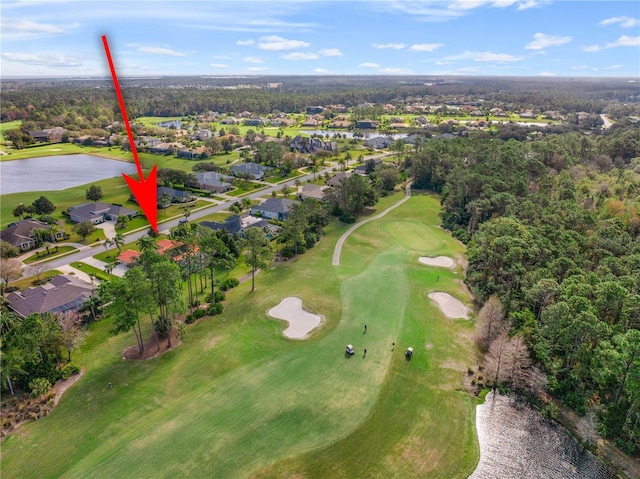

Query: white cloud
left=409, top=43, right=445, bottom=52
left=2, top=52, right=82, bottom=68
left=525, top=33, right=572, bottom=50
left=516, top=0, right=542, bottom=10
left=248, top=66, right=268, bottom=72
left=585, top=35, right=640, bottom=52
left=258, top=35, right=309, bottom=50
left=243, top=56, right=263, bottom=63
left=319, top=48, right=343, bottom=57
left=571, top=65, right=589, bottom=70
left=379, top=67, right=413, bottom=74
left=449, top=0, right=542, bottom=11
left=314, top=68, right=331, bottom=74
left=210, top=63, right=229, bottom=68
left=127, top=43, right=186, bottom=57
left=358, top=62, right=381, bottom=68
left=236, top=39, right=255, bottom=46
left=600, top=16, right=639, bottom=28
left=372, top=43, right=405, bottom=49
left=443, top=50, right=523, bottom=62
left=538, top=70, right=556, bottom=76
left=605, top=64, right=623, bottom=70
left=212, top=55, right=232, bottom=60
left=1, top=18, right=66, bottom=39
left=435, top=60, right=454, bottom=65
left=282, top=52, right=319, bottom=60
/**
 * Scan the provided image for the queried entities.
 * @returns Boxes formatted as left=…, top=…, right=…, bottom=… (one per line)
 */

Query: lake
left=0, top=154, right=138, bottom=194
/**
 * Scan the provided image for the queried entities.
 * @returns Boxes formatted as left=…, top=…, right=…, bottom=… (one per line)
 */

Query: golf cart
left=346, top=344, right=355, bottom=355
left=405, top=347, right=414, bottom=358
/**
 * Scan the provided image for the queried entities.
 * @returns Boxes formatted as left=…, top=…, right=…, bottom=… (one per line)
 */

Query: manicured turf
left=1, top=192, right=479, bottom=478
left=22, top=245, right=77, bottom=264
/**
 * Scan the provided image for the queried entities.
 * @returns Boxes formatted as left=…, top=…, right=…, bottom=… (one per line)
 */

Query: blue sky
left=1, top=0, right=639, bottom=78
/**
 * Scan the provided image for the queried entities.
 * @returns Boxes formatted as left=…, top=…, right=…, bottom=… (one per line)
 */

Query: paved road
left=20, top=152, right=393, bottom=279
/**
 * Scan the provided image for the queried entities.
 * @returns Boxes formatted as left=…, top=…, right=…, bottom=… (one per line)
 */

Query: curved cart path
left=332, top=182, right=412, bottom=266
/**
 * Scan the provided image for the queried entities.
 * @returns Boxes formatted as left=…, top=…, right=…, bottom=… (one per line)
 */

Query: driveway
left=98, top=220, right=117, bottom=239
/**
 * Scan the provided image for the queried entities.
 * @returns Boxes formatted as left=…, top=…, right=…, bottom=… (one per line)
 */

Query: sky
left=1, top=0, right=639, bottom=78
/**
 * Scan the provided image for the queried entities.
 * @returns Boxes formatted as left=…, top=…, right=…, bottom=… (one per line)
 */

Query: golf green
left=1, top=192, right=479, bottom=478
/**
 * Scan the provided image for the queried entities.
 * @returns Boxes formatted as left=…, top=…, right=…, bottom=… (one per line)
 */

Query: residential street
left=19, top=153, right=392, bottom=279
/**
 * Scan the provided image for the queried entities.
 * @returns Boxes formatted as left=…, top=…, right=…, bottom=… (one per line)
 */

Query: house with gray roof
left=6, top=275, right=95, bottom=318
left=229, top=162, right=269, bottom=180
left=0, top=219, right=64, bottom=252
left=194, top=171, right=233, bottom=192
left=365, top=136, right=391, bottom=149
left=157, top=186, right=197, bottom=208
left=250, top=198, right=297, bottom=221
left=67, top=202, right=137, bottom=224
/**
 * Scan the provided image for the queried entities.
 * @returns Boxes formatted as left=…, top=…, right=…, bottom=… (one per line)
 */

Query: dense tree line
left=408, top=125, right=640, bottom=454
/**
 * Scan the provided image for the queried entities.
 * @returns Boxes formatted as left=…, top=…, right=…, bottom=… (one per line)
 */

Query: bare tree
left=56, top=311, right=86, bottom=362
left=474, top=295, right=505, bottom=350
left=0, top=258, right=23, bottom=293
left=484, top=332, right=546, bottom=394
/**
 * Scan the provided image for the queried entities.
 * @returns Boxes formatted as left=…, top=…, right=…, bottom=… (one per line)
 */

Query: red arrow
left=102, top=35, right=157, bottom=233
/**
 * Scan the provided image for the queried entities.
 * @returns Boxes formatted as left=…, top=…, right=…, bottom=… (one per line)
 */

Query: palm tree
left=103, top=238, right=114, bottom=251
left=113, top=234, right=125, bottom=252
left=104, top=262, right=116, bottom=275
left=137, top=235, right=157, bottom=253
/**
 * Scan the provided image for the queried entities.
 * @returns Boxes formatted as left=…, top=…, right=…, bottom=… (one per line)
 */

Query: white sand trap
left=268, top=297, right=323, bottom=339
left=429, top=292, right=469, bottom=319
left=419, top=256, right=454, bottom=268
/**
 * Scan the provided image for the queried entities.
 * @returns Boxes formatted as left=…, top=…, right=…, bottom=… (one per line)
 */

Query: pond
left=0, top=154, right=138, bottom=194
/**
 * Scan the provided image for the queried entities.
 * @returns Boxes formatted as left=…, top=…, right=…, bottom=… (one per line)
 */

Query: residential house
left=290, top=135, right=337, bottom=154
left=244, top=118, right=265, bottom=127
left=519, top=110, right=536, bottom=119
left=201, top=215, right=280, bottom=239
left=300, top=118, right=320, bottom=128
left=298, top=184, right=328, bottom=201
left=365, top=136, right=391, bottom=149
left=68, top=202, right=137, bottom=224
left=354, top=158, right=382, bottom=176
left=6, top=275, right=95, bottom=318
left=28, top=127, right=67, bottom=143
left=355, top=119, right=379, bottom=130
left=193, top=171, right=234, bottom=192
left=117, top=249, right=140, bottom=267
left=229, top=162, right=269, bottom=180
left=490, top=108, right=507, bottom=117
left=149, top=142, right=179, bottom=155
left=201, top=215, right=243, bottom=236
left=306, top=106, right=325, bottom=115
left=178, top=146, right=209, bottom=159
left=326, top=171, right=351, bottom=187
left=250, top=198, right=297, bottom=221
left=328, top=119, right=351, bottom=128
left=0, top=219, right=64, bottom=252
left=157, top=186, right=197, bottom=208
left=220, top=117, right=239, bottom=125
left=196, top=129, right=213, bottom=140
left=271, top=117, right=296, bottom=127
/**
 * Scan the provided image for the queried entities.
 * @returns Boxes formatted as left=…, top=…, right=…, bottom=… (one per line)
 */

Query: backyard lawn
left=1, top=192, right=479, bottom=479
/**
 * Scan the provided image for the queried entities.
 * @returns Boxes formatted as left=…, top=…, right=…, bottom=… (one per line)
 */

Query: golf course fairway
left=1, top=192, right=480, bottom=479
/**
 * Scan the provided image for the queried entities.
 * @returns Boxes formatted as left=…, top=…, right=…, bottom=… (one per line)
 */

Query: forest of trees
left=406, top=124, right=640, bottom=454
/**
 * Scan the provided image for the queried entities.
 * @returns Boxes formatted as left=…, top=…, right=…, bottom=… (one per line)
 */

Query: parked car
left=405, top=347, right=413, bottom=358
left=346, top=344, right=355, bottom=355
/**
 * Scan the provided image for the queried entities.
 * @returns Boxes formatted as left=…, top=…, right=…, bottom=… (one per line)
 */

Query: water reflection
left=469, top=391, right=615, bottom=479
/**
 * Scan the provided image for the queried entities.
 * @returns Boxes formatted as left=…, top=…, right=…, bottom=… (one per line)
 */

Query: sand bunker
left=419, top=256, right=454, bottom=268
left=428, top=292, right=469, bottom=319
left=268, top=297, right=323, bottom=339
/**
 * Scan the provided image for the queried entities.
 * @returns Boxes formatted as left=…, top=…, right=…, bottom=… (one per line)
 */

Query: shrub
left=59, top=364, right=80, bottom=380
left=207, top=303, right=223, bottom=316
left=214, top=291, right=225, bottom=303
left=185, top=308, right=207, bottom=324
left=219, top=277, right=239, bottom=291
left=29, top=378, right=52, bottom=398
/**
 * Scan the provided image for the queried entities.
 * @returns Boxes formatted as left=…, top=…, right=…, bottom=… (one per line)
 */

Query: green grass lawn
left=0, top=120, right=22, bottom=144
left=70, top=261, right=114, bottom=282
left=226, top=182, right=267, bottom=197
left=22, top=245, right=77, bottom=264
left=7, top=269, right=61, bottom=291
left=1, top=192, right=479, bottom=479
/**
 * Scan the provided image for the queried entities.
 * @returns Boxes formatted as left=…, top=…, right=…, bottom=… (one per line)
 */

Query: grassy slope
left=1, top=193, right=479, bottom=479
